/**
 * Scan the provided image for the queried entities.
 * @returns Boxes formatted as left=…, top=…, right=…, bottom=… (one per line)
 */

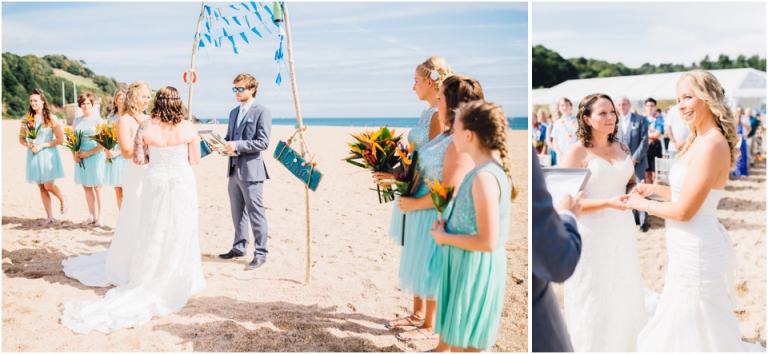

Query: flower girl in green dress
left=430, top=101, right=517, bottom=351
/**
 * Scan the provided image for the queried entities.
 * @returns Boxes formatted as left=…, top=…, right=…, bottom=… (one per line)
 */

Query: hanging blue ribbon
left=251, top=27, right=262, bottom=38
left=229, top=4, right=240, bottom=10
left=274, top=39, right=283, bottom=61
left=240, top=32, right=250, bottom=44
left=205, top=18, right=211, bottom=33
left=275, top=72, right=282, bottom=86
left=227, top=36, right=238, bottom=54
left=233, top=16, right=242, bottom=26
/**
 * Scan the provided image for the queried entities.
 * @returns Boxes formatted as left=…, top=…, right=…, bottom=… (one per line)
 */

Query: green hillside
left=533, top=45, right=767, bottom=89
left=2, top=53, right=127, bottom=119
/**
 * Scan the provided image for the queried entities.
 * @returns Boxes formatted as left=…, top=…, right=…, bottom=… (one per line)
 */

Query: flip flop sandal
left=385, top=315, right=425, bottom=329
left=395, top=328, right=438, bottom=342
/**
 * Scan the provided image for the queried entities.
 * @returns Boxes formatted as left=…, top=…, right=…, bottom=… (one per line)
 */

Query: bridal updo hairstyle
left=676, top=70, right=740, bottom=169
left=454, top=100, right=518, bottom=201
left=417, top=56, right=455, bottom=92
left=122, top=81, right=151, bottom=118
left=151, top=86, right=185, bottom=125
left=442, top=75, right=484, bottom=133
left=575, top=93, right=620, bottom=148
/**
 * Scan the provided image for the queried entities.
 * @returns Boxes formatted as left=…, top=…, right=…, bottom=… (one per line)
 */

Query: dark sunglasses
left=232, top=87, right=248, bottom=93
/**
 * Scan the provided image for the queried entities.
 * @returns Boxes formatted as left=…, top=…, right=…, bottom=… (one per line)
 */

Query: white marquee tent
left=533, top=68, right=766, bottom=113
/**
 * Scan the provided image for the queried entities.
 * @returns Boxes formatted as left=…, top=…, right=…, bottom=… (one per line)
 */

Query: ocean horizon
left=196, top=117, right=528, bottom=130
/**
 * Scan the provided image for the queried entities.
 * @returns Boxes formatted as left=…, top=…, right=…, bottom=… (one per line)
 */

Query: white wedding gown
left=61, top=145, right=206, bottom=334
left=637, top=163, right=763, bottom=351
left=62, top=137, right=148, bottom=287
left=564, top=156, right=648, bottom=351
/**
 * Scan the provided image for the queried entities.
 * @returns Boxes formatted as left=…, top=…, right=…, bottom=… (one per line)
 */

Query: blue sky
left=533, top=2, right=766, bottom=68
left=2, top=2, right=528, bottom=118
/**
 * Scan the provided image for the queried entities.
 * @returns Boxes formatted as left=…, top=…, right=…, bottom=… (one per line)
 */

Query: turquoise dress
left=104, top=113, right=126, bottom=187
left=73, top=115, right=106, bottom=187
left=388, top=107, right=438, bottom=243
left=398, top=133, right=452, bottom=300
left=435, top=163, right=511, bottom=350
left=25, top=115, right=65, bottom=184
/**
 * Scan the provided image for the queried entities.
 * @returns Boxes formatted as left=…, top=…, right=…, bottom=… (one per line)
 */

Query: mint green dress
left=73, top=115, right=106, bottom=187
left=25, top=115, right=65, bottom=184
left=436, top=163, right=511, bottom=349
left=388, top=107, right=438, bottom=244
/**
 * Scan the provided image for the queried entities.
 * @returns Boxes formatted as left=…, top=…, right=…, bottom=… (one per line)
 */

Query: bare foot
left=60, top=195, right=68, bottom=215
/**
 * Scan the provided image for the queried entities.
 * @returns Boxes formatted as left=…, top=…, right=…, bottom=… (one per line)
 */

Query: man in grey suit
left=217, top=73, right=273, bottom=269
left=616, top=96, right=650, bottom=232
left=532, top=148, right=583, bottom=352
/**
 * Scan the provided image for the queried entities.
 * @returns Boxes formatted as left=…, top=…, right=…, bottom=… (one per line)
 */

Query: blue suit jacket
left=225, top=102, right=273, bottom=182
left=532, top=148, right=582, bottom=352
left=618, top=112, right=649, bottom=179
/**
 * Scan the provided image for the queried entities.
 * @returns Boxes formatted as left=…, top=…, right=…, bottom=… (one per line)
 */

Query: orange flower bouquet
left=425, top=178, right=455, bottom=221
left=90, top=122, right=119, bottom=163
left=19, top=115, right=42, bottom=142
left=344, top=126, right=403, bottom=203
left=62, top=126, right=85, bottom=169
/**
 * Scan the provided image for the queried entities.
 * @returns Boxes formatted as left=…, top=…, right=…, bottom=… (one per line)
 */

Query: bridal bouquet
left=90, top=122, right=119, bottom=163
left=344, top=126, right=403, bottom=203
left=19, top=116, right=42, bottom=142
left=380, top=141, right=420, bottom=245
left=425, top=178, right=454, bottom=221
left=63, top=127, right=85, bottom=169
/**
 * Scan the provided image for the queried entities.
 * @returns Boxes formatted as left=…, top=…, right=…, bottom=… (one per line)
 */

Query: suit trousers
left=228, top=167, right=269, bottom=259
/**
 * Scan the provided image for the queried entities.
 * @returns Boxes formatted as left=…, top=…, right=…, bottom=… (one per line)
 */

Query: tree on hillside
left=532, top=45, right=579, bottom=89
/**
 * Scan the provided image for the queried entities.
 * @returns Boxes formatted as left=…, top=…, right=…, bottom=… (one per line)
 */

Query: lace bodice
left=408, top=107, right=438, bottom=152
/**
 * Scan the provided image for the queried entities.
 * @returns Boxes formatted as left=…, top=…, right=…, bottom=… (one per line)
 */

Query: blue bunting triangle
left=276, top=72, right=282, bottom=86
left=227, top=36, right=238, bottom=54
left=229, top=4, right=240, bottom=10
left=233, top=16, right=242, bottom=26
left=204, top=33, right=212, bottom=43
left=240, top=32, right=249, bottom=44
left=223, top=28, right=229, bottom=37
left=205, top=5, right=211, bottom=16
left=222, top=16, right=230, bottom=26
left=241, top=2, right=250, bottom=11
left=251, top=27, right=262, bottom=38
left=199, top=39, right=205, bottom=48
left=245, top=15, right=251, bottom=28
left=253, top=9, right=262, bottom=22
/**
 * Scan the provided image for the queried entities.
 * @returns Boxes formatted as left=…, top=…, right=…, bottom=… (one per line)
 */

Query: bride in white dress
left=559, top=93, right=647, bottom=351
left=627, top=70, right=762, bottom=351
left=62, top=82, right=153, bottom=287
left=62, top=86, right=206, bottom=334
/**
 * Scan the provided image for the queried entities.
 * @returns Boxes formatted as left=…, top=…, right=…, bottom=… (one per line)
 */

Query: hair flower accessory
left=430, top=69, right=440, bottom=81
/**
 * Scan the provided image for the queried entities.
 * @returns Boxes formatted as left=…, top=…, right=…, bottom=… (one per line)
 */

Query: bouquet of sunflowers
left=344, top=126, right=403, bottom=203
left=19, top=115, right=42, bottom=142
left=90, top=122, right=119, bottom=163
left=63, top=126, right=85, bottom=169
left=425, top=178, right=455, bottom=221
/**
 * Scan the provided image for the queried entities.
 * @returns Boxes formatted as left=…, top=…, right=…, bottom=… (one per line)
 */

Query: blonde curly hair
left=416, top=56, right=455, bottom=92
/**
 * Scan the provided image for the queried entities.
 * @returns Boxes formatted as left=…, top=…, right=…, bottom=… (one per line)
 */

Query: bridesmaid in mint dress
left=72, top=91, right=106, bottom=227
left=104, top=89, right=127, bottom=209
left=372, top=56, right=452, bottom=334
left=386, top=76, right=482, bottom=348
left=430, top=101, right=516, bottom=351
left=18, top=88, right=67, bottom=226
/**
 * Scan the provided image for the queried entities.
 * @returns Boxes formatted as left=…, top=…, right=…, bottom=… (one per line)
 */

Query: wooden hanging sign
left=273, top=140, right=322, bottom=191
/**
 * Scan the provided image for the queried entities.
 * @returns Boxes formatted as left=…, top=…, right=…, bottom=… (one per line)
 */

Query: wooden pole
left=187, top=2, right=206, bottom=121
left=283, top=4, right=311, bottom=284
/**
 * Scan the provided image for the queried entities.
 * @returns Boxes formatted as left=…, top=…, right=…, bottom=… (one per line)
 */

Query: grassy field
left=53, top=69, right=99, bottom=92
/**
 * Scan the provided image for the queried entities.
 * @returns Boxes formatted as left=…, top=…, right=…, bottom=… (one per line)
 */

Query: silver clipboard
left=198, top=130, right=237, bottom=157
left=541, top=168, right=591, bottom=204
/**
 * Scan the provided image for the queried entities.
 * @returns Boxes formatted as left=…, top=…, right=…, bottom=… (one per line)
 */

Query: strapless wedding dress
left=564, top=156, right=648, bottom=351
left=637, top=163, right=764, bottom=351
left=61, top=145, right=206, bottom=334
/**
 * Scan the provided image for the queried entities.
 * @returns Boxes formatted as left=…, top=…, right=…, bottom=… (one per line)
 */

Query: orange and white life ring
left=183, top=69, right=197, bottom=84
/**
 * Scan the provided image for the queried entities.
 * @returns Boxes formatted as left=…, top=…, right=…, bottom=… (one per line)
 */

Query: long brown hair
left=442, top=75, right=484, bottom=134
left=151, top=86, right=185, bottom=125
left=27, top=88, right=52, bottom=127
left=110, top=89, right=127, bottom=116
left=455, top=100, right=518, bottom=201
left=576, top=93, right=619, bottom=147
left=676, top=70, right=740, bottom=169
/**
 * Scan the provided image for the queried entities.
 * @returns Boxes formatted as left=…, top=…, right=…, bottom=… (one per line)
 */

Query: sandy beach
left=552, top=158, right=767, bottom=346
left=2, top=121, right=528, bottom=352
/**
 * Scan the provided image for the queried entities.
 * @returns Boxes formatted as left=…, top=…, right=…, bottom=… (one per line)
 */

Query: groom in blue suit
left=218, top=73, right=273, bottom=269
left=532, top=148, right=583, bottom=352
